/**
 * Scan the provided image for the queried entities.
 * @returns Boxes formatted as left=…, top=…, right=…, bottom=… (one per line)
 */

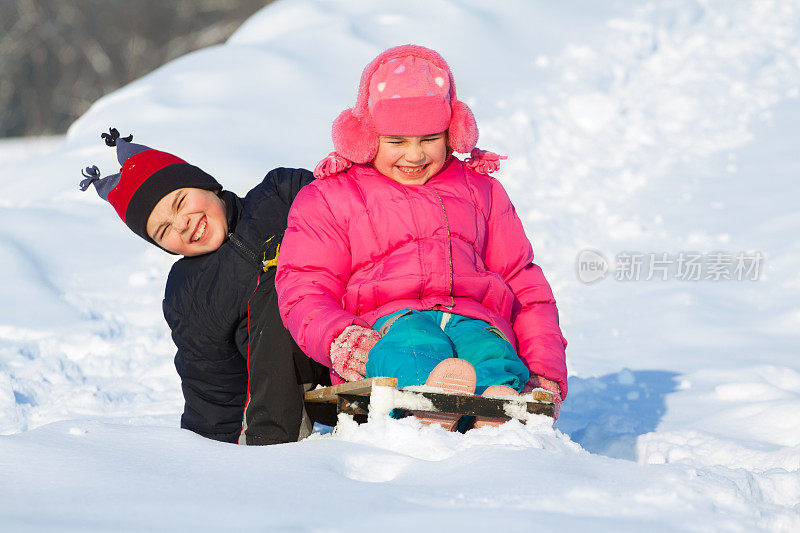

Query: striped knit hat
left=79, top=128, right=221, bottom=245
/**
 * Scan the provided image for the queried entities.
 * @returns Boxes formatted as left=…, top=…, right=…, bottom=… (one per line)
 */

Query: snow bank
left=1, top=0, right=799, bottom=530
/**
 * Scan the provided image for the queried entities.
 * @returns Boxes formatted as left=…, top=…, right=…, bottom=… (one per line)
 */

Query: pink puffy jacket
left=275, top=157, right=568, bottom=398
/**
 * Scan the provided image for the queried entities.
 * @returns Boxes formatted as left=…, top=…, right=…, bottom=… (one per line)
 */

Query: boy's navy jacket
left=162, top=167, right=328, bottom=445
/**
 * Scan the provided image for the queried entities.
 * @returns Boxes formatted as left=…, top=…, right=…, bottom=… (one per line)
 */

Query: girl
left=275, top=45, right=567, bottom=428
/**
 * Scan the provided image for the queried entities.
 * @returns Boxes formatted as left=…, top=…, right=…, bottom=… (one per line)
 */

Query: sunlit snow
left=1, top=0, right=799, bottom=530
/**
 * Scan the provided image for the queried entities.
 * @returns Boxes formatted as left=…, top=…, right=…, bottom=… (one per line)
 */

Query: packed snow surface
left=1, top=0, right=799, bottom=530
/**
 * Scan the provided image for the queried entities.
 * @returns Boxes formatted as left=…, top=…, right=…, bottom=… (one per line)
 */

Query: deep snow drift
left=1, top=0, right=799, bottom=531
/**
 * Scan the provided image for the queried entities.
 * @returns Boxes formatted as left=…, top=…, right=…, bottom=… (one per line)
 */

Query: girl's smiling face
left=146, top=188, right=228, bottom=256
left=373, top=132, right=448, bottom=185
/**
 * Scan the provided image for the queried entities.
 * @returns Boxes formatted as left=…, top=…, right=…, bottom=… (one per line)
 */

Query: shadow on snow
left=557, top=369, right=681, bottom=460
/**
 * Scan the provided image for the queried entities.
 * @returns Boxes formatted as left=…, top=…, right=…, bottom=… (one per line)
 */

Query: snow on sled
left=303, top=377, right=555, bottom=427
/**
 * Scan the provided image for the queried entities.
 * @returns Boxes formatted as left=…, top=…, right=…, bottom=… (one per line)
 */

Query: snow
left=1, top=0, right=799, bottom=530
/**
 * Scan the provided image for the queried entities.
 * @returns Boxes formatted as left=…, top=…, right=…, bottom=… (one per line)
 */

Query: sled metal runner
left=304, top=377, right=555, bottom=425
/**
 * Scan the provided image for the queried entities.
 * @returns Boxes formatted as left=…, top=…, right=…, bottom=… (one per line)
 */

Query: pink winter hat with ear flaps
left=332, top=45, right=479, bottom=164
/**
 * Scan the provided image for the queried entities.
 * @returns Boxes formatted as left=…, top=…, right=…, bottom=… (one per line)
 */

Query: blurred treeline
left=0, top=0, right=272, bottom=138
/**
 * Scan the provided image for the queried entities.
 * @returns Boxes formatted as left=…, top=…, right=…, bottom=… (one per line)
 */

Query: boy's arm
left=162, top=271, right=247, bottom=443
left=263, top=167, right=315, bottom=205
left=275, top=183, right=369, bottom=369
left=483, top=178, right=568, bottom=399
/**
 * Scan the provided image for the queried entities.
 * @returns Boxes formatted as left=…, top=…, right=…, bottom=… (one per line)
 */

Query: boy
left=80, top=128, right=329, bottom=444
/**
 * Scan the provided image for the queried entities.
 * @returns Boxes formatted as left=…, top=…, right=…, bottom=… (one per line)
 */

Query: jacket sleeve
left=483, top=178, right=568, bottom=399
left=163, top=267, right=248, bottom=443
left=265, top=167, right=315, bottom=205
left=275, top=182, right=369, bottom=368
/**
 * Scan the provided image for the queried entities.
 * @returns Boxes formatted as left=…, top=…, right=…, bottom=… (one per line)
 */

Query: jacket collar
left=220, top=190, right=243, bottom=234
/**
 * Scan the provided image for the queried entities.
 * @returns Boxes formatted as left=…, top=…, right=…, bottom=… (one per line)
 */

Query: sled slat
left=524, top=389, right=555, bottom=403
left=393, top=389, right=555, bottom=418
left=336, top=390, right=555, bottom=419
left=304, top=377, right=398, bottom=403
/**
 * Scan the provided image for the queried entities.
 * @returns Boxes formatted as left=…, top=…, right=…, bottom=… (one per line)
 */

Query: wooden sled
left=303, top=377, right=555, bottom=428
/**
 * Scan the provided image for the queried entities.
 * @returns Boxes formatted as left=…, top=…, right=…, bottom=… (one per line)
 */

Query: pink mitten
left=522, top=375, right=563, bottom=421
left=330, top=325, right=381, bottom=381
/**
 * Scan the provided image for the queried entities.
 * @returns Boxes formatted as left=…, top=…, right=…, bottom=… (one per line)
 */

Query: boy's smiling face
left=373, top=132, right=448, bottom=185
left=146, top=188, right=228, bottom=256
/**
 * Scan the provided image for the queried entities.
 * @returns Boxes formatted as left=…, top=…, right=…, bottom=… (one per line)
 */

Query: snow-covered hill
left=1, top=0, right=799, bottom=530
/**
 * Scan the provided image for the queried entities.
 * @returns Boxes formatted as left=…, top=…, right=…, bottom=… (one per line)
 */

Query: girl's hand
left=522, top=375, right=562, bottom=421
left=330, top=325, right=381, bottom=381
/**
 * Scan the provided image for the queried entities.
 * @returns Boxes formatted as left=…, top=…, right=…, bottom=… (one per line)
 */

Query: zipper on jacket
left=228, top=232, right=261, bottom=267
left=431, top=189, right=455, bottom=300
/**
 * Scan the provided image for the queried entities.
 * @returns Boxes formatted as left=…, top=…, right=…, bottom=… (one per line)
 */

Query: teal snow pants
left=366, top=309, right=530, bottom=394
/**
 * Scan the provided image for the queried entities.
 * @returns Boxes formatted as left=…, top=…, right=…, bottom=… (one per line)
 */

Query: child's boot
left=472, top=384, right=518, bottom=429
left=411, top=358, right=476, bottom=431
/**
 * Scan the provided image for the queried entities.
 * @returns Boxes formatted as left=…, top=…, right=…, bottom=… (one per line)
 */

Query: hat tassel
left=464, top=148, right=507, bottom=175
left=313, top=151, right=353, bottom=179
left=101, top=127, right=133, bottom=147
left=79, top=165, right=101, bottom=191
